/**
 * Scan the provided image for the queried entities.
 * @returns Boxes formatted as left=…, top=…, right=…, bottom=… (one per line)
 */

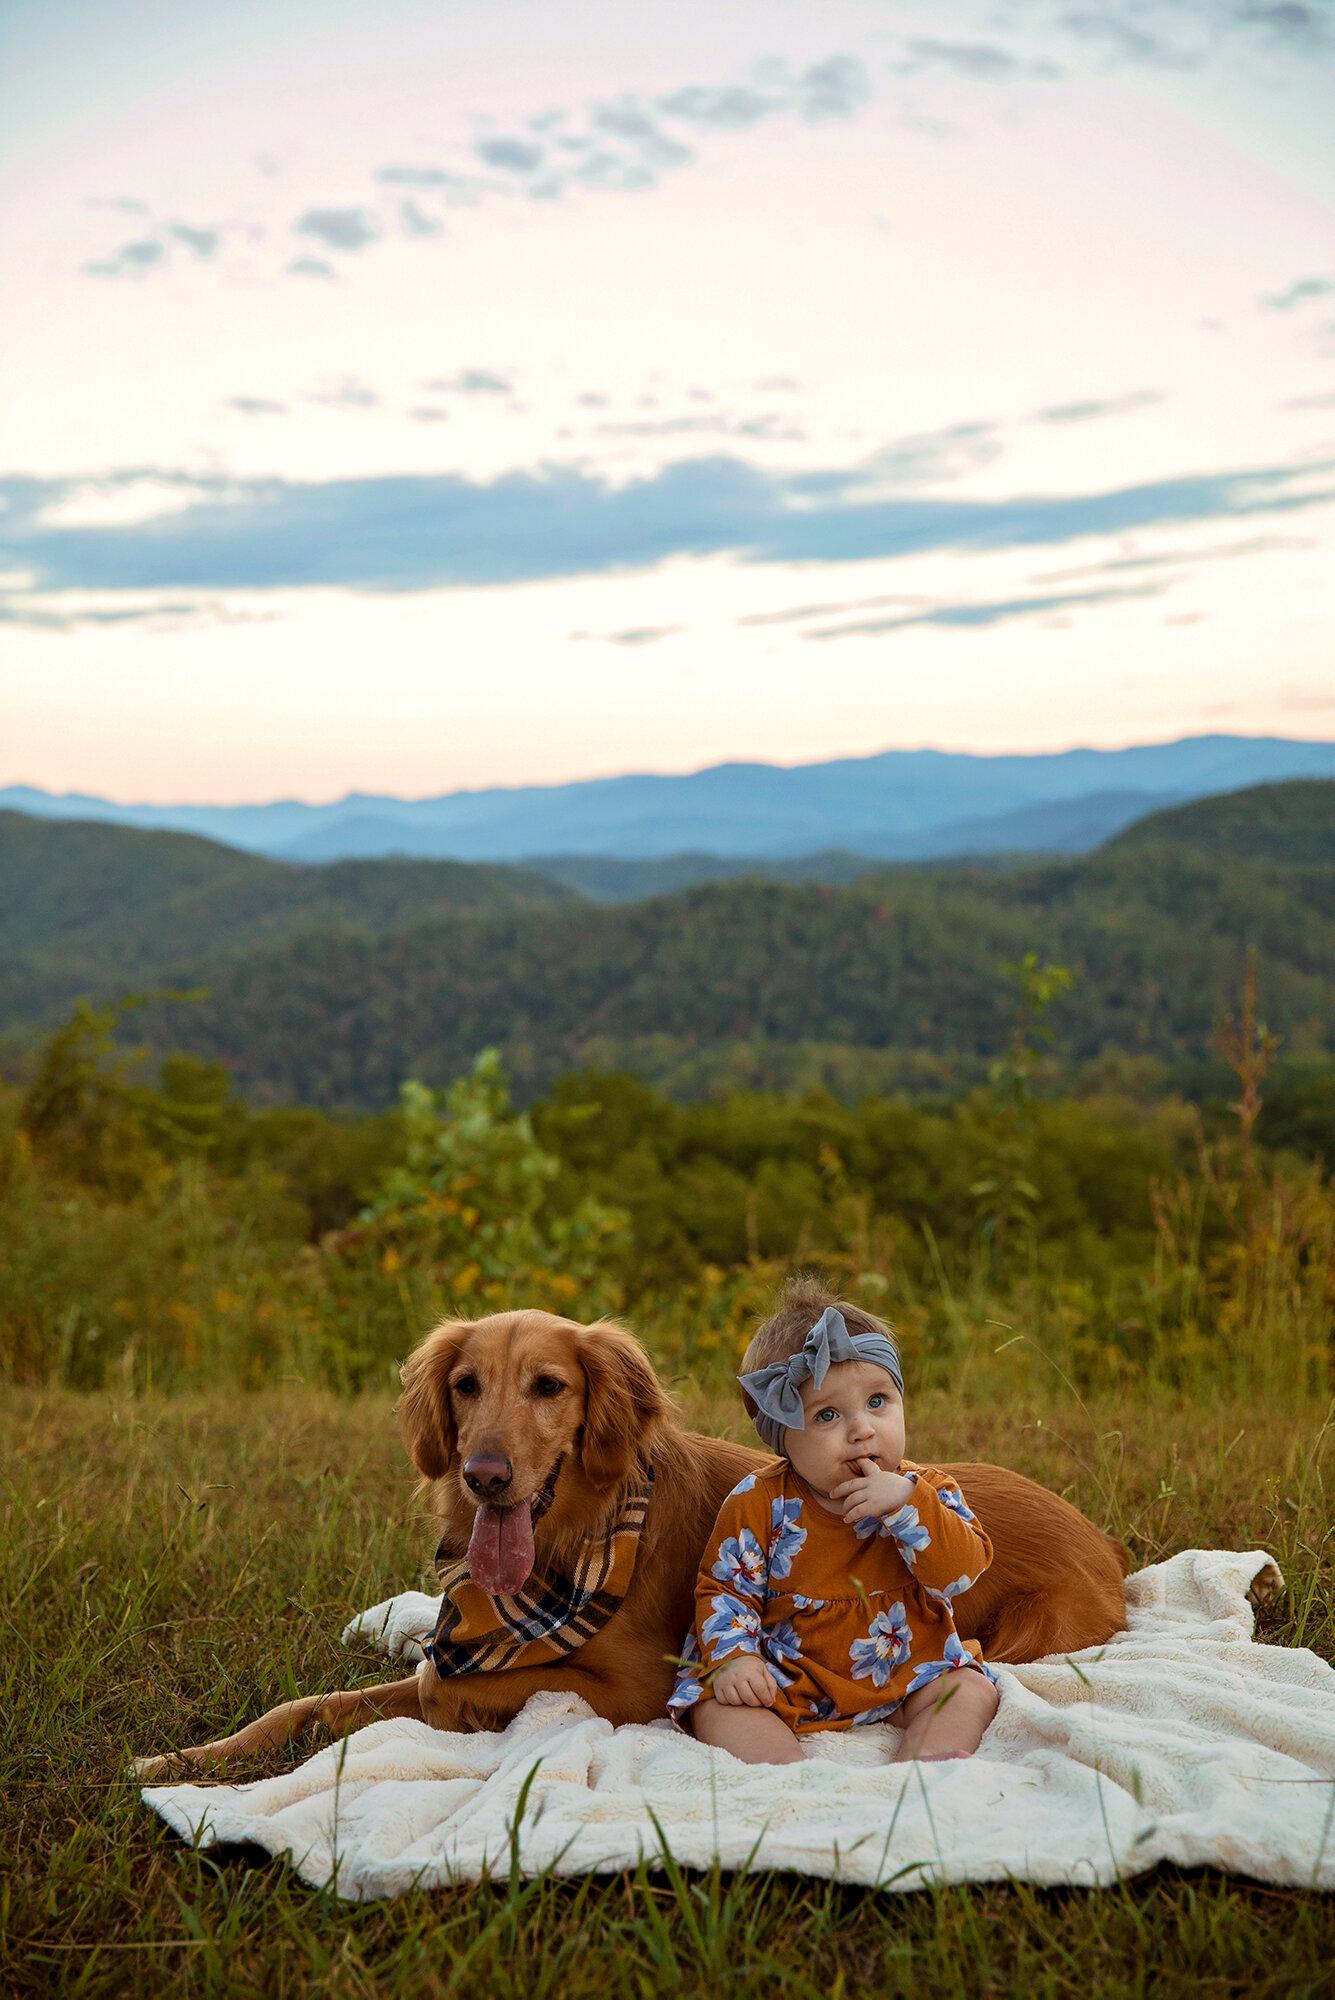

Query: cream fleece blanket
left=142, top=1549, right=1335, bottom=1901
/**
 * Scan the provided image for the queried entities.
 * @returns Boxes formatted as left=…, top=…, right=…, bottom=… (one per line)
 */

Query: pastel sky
left=2, top=0, right=1333, bottom=804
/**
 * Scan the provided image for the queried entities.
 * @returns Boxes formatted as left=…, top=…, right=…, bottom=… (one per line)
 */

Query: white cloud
left=292, top=206, right=380, bottom=251
left=4, top=0, right=1333, bottom=799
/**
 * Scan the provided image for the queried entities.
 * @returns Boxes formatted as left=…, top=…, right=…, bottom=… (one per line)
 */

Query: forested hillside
left=3, top=779, right=1333, bottom=1404
left=1111, top=779, right=1335, bottom=864
left=0, top=809, right=571, bottom=1040
left=3, top=782, right=1332, bottom=1107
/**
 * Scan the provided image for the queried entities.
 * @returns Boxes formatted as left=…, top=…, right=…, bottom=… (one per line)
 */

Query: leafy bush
left=1, top=980, right=1329, bottom=1402
left=335, top=1051, right=629, bottom=1319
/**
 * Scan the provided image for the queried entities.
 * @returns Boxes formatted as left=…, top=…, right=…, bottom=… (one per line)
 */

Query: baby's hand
left=711, top=1655, right=779, bottom=1707
left=830, top=1458, right=914, bottom=1528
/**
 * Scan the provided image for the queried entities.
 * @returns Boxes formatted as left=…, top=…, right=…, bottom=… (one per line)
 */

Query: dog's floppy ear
left=399, top=1320, right=471, bottom=1481
left=578, top=1322, right=672, bottom=1489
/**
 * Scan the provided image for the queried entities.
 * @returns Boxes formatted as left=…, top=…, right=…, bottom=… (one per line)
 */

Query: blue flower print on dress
left=667, top=1632, right=705, bottom=1714
left=939, top=1484, right=975, bottom=1522
left=853, top=1515, right=881, bottom=1541
left=768, top=1496, right=806, bottom=1579
left=848, top=1601, right=912, bottom=1687
left=851, top=1700, right=901, bottom=1726
left=711, top=1527, right=767, bottom=1599
left=925, top=1573, right=975, bottom=1605
left=808, top=1695, right=839, bottom=1722
left=727, top=1473, right=758, bottom=1499
left=882, top=1503, right=931, bottom=1568
left=760, top=1618, right=803, bottom=1686
left=792, top=1594, right=828, bottom=1611
left=903, top=1632, right=999, bottom=1699
left=701, top=1591, right=763, bottom=1660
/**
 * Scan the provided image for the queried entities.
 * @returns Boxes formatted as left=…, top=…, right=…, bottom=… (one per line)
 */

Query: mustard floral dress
left=669, top=1460, right=998, bottom=1734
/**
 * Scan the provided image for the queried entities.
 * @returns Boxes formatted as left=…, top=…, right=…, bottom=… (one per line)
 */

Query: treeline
left=3, top=783, right=1333, bottom=1108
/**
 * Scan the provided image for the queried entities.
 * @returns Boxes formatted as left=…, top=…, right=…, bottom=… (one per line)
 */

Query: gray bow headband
left=738, top=1306, right=903, bottom=1452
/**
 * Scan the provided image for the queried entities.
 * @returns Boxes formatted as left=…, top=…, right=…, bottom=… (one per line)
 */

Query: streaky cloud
left=83, top=237, right=165, bottom=278
left=789, top=54, right=872, bottom=120
left=592, top=412, right=806, bottom=443
left=1030, top=532, right=1314, bottom=584
left=376, top=165, right=475, bottom=193
left=399, top=199, right=443, bottom=238
left=80, top=53, right=880, bottom=286
left=1058, top=11, right=1200, bottom=69
left=608, top=625, right=681, bottom=645
left=0, top=596, right=242, bottom=632
left=452, top=56, right=871, bottom=207
left=656, top=82, right=774, bottom=128
left=2, top=452, right=1331, bottom=597
left=591, top=98, right=692, bottom=167
left=895, top=39, right=1057, bottom=82
left=304, top=377, right=379, bottom=409
left=475, top=135, right=545, bottom=173
left=83, top=217, right=224, bottom=278
left=1035, top=389, right=1163, bottom=423
left=802, top=582, right=1166, bottom=640
left=423, top=370, right=513, bottom=395
left=1237, top=3, right=1329, bottom=47
left=1261, top=275, right=1335, bottom=311
left=292, top=207, right=380, bottom=252
left=168, top=222, right=220, bottom=258
left=739, top=592, right=925, bottom=627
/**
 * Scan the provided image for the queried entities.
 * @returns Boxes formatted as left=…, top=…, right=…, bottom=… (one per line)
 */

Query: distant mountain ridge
left=5, top=734, right=1335, bottom=864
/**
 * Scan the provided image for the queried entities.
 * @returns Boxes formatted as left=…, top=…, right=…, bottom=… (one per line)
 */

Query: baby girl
left=669, top=1284, right=1000, bottom=1764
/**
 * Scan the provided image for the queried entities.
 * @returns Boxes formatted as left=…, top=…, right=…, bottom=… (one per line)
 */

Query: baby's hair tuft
left=738, top=1274, right=898, bottom=1428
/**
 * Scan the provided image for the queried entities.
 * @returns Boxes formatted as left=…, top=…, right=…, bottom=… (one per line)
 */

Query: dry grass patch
left=3, top=1386, right=1333, bottom=1997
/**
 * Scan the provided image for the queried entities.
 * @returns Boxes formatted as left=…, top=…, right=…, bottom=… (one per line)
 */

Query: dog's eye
left=453, top=1374, right=480, bottom=1399
left=532, top=1376, right=566, bottom=1399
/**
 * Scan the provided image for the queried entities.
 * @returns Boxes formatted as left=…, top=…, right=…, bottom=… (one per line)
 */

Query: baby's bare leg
left=894, top=1669, right=999, bottom=1762
left=689, top=1701, right=805, bottom=1765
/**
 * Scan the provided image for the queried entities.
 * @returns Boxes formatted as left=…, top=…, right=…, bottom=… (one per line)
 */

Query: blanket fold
left=143, top=1548, right=1335, bottom=1902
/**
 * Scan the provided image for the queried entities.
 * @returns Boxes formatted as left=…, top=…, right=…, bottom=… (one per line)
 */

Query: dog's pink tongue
left=467, top=1503, right=535, bottom=1595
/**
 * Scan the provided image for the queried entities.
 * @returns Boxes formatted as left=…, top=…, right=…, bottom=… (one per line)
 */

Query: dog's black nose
left=463, top=1454, right=514, bottom=1499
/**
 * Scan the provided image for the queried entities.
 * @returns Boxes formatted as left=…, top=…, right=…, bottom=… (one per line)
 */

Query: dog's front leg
left=131, top=1675, right=425, bottom=1780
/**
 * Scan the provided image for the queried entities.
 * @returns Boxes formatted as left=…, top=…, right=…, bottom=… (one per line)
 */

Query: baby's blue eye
left=815, top=1408, right=837, bottom=1424
left=868, top=1394, right=885, bottom=1410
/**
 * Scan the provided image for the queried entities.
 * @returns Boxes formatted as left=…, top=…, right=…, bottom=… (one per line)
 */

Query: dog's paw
left=128, top=1751, right=185, bottom=1782
left=1245, top=1559, right=1284, bottom=1614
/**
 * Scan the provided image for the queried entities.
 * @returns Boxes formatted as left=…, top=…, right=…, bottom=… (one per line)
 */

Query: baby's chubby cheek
left=789, top=1430, right=848, bottom=1487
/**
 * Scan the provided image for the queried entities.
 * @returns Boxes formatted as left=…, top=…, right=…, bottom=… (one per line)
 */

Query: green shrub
left=1, top=995, right=1329, bottom=1403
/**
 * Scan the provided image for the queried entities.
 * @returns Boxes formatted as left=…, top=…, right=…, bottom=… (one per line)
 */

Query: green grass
left=3, top=1383, right=1335, bottom=1997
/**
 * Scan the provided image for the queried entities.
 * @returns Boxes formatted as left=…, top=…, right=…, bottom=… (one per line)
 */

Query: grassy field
left=3, top=1379, right=1335, bottom=1998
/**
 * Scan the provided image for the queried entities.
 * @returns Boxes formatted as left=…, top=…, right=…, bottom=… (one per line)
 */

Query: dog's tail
left=1105, top=1531, right=1133, bottom=1578
left=130, top=1675, right=424, bottom=1782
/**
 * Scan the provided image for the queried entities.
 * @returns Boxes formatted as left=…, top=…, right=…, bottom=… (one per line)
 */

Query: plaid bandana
left=426, top=1467, right=654, bottom=1678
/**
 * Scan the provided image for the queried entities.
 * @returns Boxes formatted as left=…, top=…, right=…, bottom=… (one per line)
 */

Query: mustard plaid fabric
left=427, top=1469, right=653, bottom=1678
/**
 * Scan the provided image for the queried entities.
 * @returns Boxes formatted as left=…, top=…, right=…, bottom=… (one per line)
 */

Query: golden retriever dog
left=134, top=1310, right=1129, bottom=1776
